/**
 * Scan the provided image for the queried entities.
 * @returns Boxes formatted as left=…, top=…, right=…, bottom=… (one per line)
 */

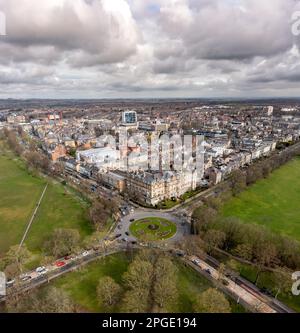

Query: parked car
left=262, top=287, right=273, bottom=297
left=130, top=219, right=135, bottom=222
left=221, top=279, right=229, bottom=286
left=175, top=251, right=185, bottom=257
left=20, top=274, right=31, bottom=282
left=36, top=266, right=47, bottom=273
left=125, top=231, right=130, bottom=236
left=55, top=261, right=66, bottom=268
left=82, top=251, right=90, bottom=257
left=205, top=269, right=212, bottom=275
left=192, top=259, right=201, bottom=266
left=6, top=279, right=15, bottom=287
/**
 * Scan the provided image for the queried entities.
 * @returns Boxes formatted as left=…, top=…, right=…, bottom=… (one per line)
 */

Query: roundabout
left=112, top=209, right=189, bottom=244
left=129, top=217, right=177, bottom=241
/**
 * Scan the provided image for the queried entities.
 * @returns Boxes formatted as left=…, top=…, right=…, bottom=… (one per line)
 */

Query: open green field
left=0, top=153, right=92, bottom=255
left=221, top=157, right=300, bottom=241
left=53, top=252, right=245, bottom=313
left=130, top=217, right=177, bottom=241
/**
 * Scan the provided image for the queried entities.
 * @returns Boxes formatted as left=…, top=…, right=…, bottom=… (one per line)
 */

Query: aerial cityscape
left=0, top=0, right=300, bottom=324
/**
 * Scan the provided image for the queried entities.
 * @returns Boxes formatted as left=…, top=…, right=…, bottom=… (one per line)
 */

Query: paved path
left=19, top=183, right=48, bottom=250
left=185, top=256, right=276, bottom=313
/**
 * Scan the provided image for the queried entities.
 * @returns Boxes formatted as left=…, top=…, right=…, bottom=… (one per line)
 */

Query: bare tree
left=97, top=276, right=122, bottom=309
left=194, top=288, right=231, bottom=313
left=7, top=287, right=74, bottom=313
left=43, top=228, right=80, bottom=258
left=203, top=229, right=226, bottom=254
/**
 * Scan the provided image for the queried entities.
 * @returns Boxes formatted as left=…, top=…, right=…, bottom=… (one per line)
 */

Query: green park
left=52, top=252, right=244, bottom=313
left=221, top=157, right=300, bottom=241
left=0, top=150, right=92, bottom=256
left=129, top=217, right=177, bottom=241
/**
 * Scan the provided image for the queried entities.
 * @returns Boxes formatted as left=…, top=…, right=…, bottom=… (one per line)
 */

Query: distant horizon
left=1, top=96, right=300, bottom=102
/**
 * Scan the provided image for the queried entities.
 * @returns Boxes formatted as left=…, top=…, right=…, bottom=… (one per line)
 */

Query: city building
left=122, top=110, right=137, bottom=125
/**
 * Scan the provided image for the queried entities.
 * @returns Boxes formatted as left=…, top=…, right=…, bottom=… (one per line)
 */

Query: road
left=111, top=209, right=190, bottom=244
left=1, top=240, right=295, bottom=313
left=185, top=253, right=295, bottom=313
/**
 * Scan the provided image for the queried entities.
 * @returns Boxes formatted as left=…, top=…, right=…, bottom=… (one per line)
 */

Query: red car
left=55, top=261, right=66, bottom=267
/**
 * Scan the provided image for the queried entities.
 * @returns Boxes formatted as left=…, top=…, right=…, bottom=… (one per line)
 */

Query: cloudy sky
left=0, top=0, right=300, bottom=99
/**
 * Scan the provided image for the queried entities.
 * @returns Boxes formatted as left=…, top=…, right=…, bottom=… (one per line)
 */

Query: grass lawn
left=53, top=253, right=131, bottom=312
left=0, top=152, right=93, bottom=256
left=130, top=217, right=177, bottom=241
left=157, top=199, right=179, bottom=210
left=52, top=252, right=245, bottom=313
left=221, top=157, right=300, bottom=241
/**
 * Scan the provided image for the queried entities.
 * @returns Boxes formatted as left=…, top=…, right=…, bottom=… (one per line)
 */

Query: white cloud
left=0, top=0, right=299, bottom=98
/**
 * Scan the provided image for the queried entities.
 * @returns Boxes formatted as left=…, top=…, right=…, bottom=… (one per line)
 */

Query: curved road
left=111, top=209, right=190, bottom=244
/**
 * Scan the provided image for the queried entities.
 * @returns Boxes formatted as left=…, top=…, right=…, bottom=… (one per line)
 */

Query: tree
left=121, top=290, right=149, bottom=313
left=226, top=259, right=240, bottom=282
left=253, top=241, right=278, bottom=285
left=83, top=232, right=103, bottom=250
left=277, top=236, right=300, bottom=270
left=97, top=277, right=122, bottom=308
left=203, top=229, right=226, bottom=254
left=122, top=257, right=153, bottom=312
left=272, top=269, right=292, bottom=299
left=246, top=165, right=263, bottom=185
left=152, top=257, right=177, bottom=309
left=123, top=258, right=153, bottom=292
left=7, top=287, right=74, bottom=313
left=25, top=151, right=50, bottom=173
left=202, top=197, right=223, bottom=211
left=233, top=243, right=253, bottom=261
left=254, top=241, right=278, bottom=267
left=17, top=126, right=25, bottom=139
left=88, top=201, right=109, bottom=231
left=231, top=170, right=247, bottom=196
left=217, top=263, right=226, bottom=281
left=261, top=162, right=272, bottom=178
left=88, top=199, right=118, bottom=232
left=4, top=245, right=31, bottom=274
left=194, top=288, right=231, bottom=313
left=179, top=236, right=205, bottom=257
left=4, top=263, right=20, bottom=279
left=220, top=217, right=243, bottom=251
left=5, top=130, right=23, bottom=156
left=43, top=228, right=80, bottom=258
left=192, top=206, right=218, bottom=234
